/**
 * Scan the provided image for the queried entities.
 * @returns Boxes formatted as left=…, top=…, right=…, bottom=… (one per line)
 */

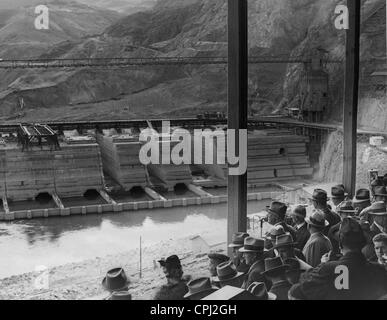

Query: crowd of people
left=100, top=179, right=387, bottom=300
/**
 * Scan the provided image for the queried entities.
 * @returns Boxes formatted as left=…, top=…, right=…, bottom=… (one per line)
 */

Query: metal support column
left=343, top=0, right=361, bottom=197
left=227, top=0, right=248, bottom=252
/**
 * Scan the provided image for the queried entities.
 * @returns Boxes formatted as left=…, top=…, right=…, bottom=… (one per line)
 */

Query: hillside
left=0, top=0, right=385, bottom=127
left=0, top=1, right=121, bottom=59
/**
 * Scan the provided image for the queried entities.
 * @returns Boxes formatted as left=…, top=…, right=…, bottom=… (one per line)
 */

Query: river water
left=0, top=200, right=270, bottom=279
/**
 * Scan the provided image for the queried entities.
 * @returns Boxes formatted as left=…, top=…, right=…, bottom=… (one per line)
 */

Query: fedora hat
left=367, top=201, right=387, bottom=216
left=213, top=261, right=244, bottom=283
left=265, top=225, right=286, bottom=241
left=273, top=233, right=297, bottom=249
left=247, top=282, right=276, bottom=300
left=106, top=291, right=132, bottom=300
left=290, top=205, right=307, bottom=219
left=158, top=255, right=182, bottom=269
left=239, top=237, right=265, bottom=253
left=184, top=277, right=218, bottom=299
left=330, top=185, right=346, bottom=199
left=336, top=201, right=356, bottom=215
left=353, top=189, right=371, bottom=204
left=374, top=186, right=387, bottom=197
left=102, top=268, right=130, bottom=292
left=310, top=189, right=329, bottom=202
left=263, top=257, right=290, bottom=276
left=305, top=210, right=329, bottom=228
left=339, top=217, right=366, bottom=247
left=266, top=202, right=288, bottom=220
left=208, top=253, right=230, bottom=264
left=228, top=232, right=249, bottom=248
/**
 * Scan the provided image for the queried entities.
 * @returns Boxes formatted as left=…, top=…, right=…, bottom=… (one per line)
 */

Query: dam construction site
left=0, top=119, right=317, bottom=221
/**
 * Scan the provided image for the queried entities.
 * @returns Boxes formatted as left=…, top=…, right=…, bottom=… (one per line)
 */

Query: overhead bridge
left=0, top=56, right=343, bottom=69
left=1, top=117, right=385, bottom=138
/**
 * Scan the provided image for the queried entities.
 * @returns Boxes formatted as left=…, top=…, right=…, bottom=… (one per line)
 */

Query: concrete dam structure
left=0, top=125, right=314, bottom=221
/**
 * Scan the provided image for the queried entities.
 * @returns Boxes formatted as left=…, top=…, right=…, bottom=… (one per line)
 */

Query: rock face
left=0, top=0, right=385, bottom=129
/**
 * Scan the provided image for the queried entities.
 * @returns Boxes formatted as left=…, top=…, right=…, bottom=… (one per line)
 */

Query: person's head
left=239, top=237, right=265, bottom=266
left=266, top=225, right=286, bottom=247
left=215, top=261, right=245, bottom=288
left=306, top=210, right=328, bottom=234
left=336, top=201, right=356, bottom=220
left=291, top=205, right=307, bottom=225
left=310, top=189, right=328, bottom=209
left=184, top=277, right=218, bottom=300
left=331, top=185, right=346, bottom=206
left=373, top=233, right=387, bottom=264
left=339, top=217, right=367, bottom=253
left=353, top=189, right=371, bottom=215
left=208, top=253, right=230, bottom=277
left=263, top=257, right=289, bottom=282
left=228, top=232, right=249, bottom=260
left=266, top=202, right=287, bottom=225
left=373, top=186, right=387, bottom=203
left=159, top=255, right=183, bottom=285
left=284, top=258, right=301, bottom=285
left=368, top=202, right=387, bottom=232
left=273, top=233, right=297, bottom=261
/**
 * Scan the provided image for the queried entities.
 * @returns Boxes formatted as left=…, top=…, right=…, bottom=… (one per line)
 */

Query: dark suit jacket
left=322, top=207, right=341, bottom=235
left=242, top=259, right=271, bottom=290
left=327, top=222, right=341, bottom=254
left=292, top=251, right=387, bottom=300
left=269, top=280, right=292, bottom=300
left=295, top=223, right=310, bottom=251
left=276, top=221, right=297, bottom=241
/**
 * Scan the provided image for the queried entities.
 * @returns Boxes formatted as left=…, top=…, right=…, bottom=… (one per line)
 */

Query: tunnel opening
left=83, top=189, right=100, bottom=201
left=174, top=183, right=188, bottom=195
left=130, top=186, right=145, bottom=199
left=35, top=193, right=53, bottom=204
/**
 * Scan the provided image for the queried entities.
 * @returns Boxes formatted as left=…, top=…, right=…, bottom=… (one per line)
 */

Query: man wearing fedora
left=239, top=237, right=270, bottom=290
left=102, top=268, right=131, bottom=296
left=303, top=210, right=333, bottom=267
left=264, top=225, right=286, bottom=257
left=273, top=233, right=311, bottom=271
left=213, top=260, right=245, bottom=288
left=154, top=255, right=189, bottom=300
left=329, top=184, right=347, bottom=209
left=184, top=277, right=218, bottom=300
left=310, top=189, right=340, bottom=235
left=367, top=202, right=387, bottom=237
left=247, top=282, right=276, bottom=300
left=327, top=200, right=356, bottom=254
left=290, top=217, right=387, bottom=300
left=373, top=186, right=387, bottom=204
left=353, top=188, right=372, bottom=217
left=208, top=253, right=230, bottom=277
left=290, top=205, right=310, bottom=251
left=266, top=201, right=296, bottom=241
left=262, top=257, right=292, bottom=300
left=228, top=232, right=250, bottom=273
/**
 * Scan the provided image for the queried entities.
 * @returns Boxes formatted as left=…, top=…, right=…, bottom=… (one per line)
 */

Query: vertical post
left=139, top=236, right=142, bottom=278
left=342, top=0, right=361, bottom=197
left=227, top=0, right=248, bottom=253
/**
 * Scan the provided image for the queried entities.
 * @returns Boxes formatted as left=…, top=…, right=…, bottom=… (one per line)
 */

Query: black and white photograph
left=0, top=0, right=386, bottom=305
